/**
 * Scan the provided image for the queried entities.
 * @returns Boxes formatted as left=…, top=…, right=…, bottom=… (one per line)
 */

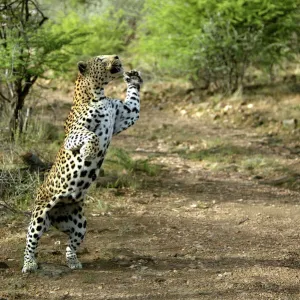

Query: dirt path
left=1, top=104, right=300, bottom=300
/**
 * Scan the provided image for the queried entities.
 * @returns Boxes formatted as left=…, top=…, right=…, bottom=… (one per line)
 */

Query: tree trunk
left=9, top=75, right=37, bottom=139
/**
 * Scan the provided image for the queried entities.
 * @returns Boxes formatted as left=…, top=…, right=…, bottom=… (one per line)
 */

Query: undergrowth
left=174, top=140, right=287, bottom=178
left=105, top=148, right=160, bottom=177
left=0, top=113, right=161, bottom=214
left=0, top=169, right=40, bottom=214
left=0, top=115, right=60, bottom=214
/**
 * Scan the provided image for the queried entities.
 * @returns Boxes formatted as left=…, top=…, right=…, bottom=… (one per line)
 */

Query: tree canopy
left=0, top=0, right=299, bottom=137
left=136, top=0, right=300, bottom=92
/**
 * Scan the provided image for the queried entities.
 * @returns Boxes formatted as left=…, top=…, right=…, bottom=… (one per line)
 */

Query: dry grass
left=0, top=112, right=161, bottom=215
left=1, top=76, right=300, bottom=216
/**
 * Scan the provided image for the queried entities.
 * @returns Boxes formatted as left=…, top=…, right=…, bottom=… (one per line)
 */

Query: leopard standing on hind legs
left=22, top=55, right=143, bottom=273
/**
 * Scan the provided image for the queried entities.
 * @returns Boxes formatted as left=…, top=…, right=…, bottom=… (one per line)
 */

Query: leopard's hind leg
left=22, top=205, right=51, bottom=273
left=48, top=200, right=86, bottom=269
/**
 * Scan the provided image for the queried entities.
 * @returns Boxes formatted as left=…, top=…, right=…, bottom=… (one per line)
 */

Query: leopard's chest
left=78, top=101, right=115, bottom=143
left=55, top=100, right=116, bottom=199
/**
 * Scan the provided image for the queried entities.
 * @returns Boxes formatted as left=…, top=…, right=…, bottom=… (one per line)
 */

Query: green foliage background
left=135, top=0, right=300, bottom=91
left=1, top=0, right=300, bottom=93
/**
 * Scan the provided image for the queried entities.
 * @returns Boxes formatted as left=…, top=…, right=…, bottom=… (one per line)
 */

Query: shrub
left=136, top=0, right=300, bottom=93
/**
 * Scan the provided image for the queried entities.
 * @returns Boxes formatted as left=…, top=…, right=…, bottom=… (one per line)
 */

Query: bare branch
left=0, top=90, right=10, bottom=102
left=25, top=0, right=29, bottom=22
left=28, top=0, right=49, bottom=27
left=0, top=200, right=31, bottom=216
left=0, top=1, right=20, bottom=12
left=6, top=82, right=14, bottom=98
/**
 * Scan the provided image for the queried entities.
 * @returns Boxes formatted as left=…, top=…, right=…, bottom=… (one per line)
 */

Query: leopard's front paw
left=124, top=70, right=143, bottom=90
left=80, top=140, right=100, bottom=161
left=67, top=258, right=82, bottom=270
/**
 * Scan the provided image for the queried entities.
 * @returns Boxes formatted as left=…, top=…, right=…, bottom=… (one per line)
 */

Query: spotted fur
left=22, top=55, right=143, bottom=273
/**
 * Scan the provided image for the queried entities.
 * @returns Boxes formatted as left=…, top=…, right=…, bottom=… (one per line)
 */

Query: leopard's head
left=77, top=55, right=123, bottom=89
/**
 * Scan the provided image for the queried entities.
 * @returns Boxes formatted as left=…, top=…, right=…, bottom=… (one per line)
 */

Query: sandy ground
left=1, top=92, right=300, bottom=300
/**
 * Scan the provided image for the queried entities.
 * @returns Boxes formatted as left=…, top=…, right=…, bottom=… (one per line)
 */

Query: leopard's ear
left=78, top=61, right=87, bottom=75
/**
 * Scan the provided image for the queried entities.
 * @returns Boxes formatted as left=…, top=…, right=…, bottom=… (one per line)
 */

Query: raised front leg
left=64, top=126, right=100, bottom=161
left=113, top=70, right=143, bottom=135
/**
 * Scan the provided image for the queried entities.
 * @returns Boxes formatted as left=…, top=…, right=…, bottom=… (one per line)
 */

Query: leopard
left=22, top=55, right=143, bottom=273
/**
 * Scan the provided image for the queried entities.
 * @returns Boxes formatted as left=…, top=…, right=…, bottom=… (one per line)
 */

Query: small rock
left=223, top=104, right=232, bottom=112
left=282, top=119, right=297, bottom=129
left=188, top=263, right=197, bottom=268
left=129, top=264, right=138, bottom=269
left=91, top=213, right=101, bottom=217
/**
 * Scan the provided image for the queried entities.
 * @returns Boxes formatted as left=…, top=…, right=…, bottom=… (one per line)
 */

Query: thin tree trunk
left=9, top=75, right=37, bottom=139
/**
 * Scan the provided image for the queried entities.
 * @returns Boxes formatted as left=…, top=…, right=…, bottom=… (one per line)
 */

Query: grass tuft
left=105, top=148, right=160, bottom=176
left=0, top=168, right=40, bottom=213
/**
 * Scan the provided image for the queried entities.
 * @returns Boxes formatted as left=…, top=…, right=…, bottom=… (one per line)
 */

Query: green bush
left=136, top=0, right=300, bottom=93
left=0, top=0, right=88, bottom=137
left=49, top=8, right=131, bottom=73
